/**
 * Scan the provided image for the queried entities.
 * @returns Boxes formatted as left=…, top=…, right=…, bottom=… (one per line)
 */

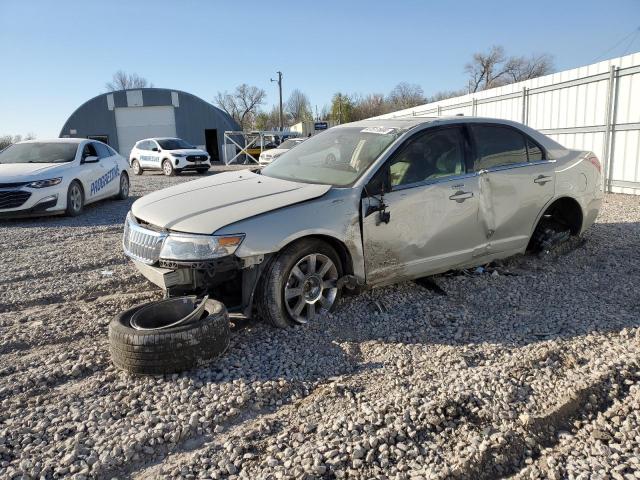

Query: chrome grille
left=122, top=215, right=167, bottom=265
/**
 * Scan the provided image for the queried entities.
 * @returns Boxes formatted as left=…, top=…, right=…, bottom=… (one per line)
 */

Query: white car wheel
left=162, top=160, right=175, bottom=176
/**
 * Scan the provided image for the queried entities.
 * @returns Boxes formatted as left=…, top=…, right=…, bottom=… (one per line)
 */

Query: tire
left=255, top=239, right=342, bottom=328
left=131, top=159, right=143, bottom=175
left=196, top=167, right=209, bottom=174
left=108, top=299, right=230, bottom=375
left=162, top=159, right=175, bottom=176
left=116, top=172, right=129, bottom=200
left=65, top=180, right=84, bottom=216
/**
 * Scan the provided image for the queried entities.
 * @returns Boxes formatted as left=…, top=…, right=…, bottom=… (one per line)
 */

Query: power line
left=592, top=27, right=640, bottom=63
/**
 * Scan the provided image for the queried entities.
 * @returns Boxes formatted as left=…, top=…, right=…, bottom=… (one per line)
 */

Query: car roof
left=19, top=138, right=86, bottom=144
left=141, top=137, right=181, bottom=141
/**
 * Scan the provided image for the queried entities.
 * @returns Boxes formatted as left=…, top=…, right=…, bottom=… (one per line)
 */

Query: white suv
left=129, top=137, right=211, bottom=176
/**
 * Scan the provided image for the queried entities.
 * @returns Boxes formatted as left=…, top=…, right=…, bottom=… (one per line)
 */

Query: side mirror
left=83, top=155, right=99, bottom=164
left=151, top=147, right=159, bottom=152
left=365, top=167, right=391, bottom=197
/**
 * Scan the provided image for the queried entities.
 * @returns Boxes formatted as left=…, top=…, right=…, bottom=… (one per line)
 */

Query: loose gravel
left=0, top=171, right=638, bottom=480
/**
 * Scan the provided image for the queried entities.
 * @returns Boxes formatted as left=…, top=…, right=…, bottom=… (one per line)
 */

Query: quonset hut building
left=59, top=88, right=240, bottom=162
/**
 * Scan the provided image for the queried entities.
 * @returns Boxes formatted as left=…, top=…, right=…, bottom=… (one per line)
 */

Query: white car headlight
left=159, top=233, right=244, bottom=261
left=27, top=177, right=62, bottom=188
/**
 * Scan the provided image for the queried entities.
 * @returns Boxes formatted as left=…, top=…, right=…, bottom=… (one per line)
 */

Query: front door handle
left=449, top=191, right=474, bottom=203
left=534, top=175, right=552, bottom=185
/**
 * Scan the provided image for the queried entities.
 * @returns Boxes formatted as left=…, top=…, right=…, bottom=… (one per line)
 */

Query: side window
left=82, top=143, right=98, bottom=159
left=150, top=141, right=159, bottom=151
left=471, top=125, right=527, bottom=170
left=107, top=145, right=119, bottom=156
left=94, top=142, right=111, bottom=158
left=526, top=138, right=544, bottom=161
left=388, top=128, right=465, bottom=188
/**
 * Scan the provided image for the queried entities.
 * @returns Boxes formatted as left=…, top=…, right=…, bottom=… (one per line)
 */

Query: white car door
left=469, top=124, right=555, bottom=254
left=93, top=142, right=120, bottom=196
left=361, top=126, right=487, bottom=286
left=76, top=142, right=107, bottom=203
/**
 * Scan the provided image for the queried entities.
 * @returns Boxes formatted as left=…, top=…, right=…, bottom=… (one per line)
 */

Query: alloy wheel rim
left=70, top=186, right=81, bottom=211
left=133, top=162, right=140, bottom=174
left=121, top=175, right=129, bottom=196
left=284, top=253, right=338, bottom=324
left=163, top=162, right=172, bottom=175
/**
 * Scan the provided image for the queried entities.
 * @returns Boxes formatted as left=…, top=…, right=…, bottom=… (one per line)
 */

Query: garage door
left=115, top=106, right=176, bottom=157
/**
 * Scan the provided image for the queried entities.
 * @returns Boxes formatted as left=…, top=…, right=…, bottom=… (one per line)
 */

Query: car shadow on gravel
left=0, top=196, right=139, bottom=229
left=322, top=221, right=640, bottom=350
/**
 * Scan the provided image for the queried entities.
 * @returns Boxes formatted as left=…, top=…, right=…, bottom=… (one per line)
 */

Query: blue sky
left=1, top=0, right=639, bottom=138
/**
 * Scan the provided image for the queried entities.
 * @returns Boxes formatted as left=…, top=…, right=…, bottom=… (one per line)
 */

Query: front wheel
left=131, top=159, right=143, bottom=175
left=255, top=239, right=342, bottom=328
left=162, top=160, right=175, bottom=176
left=65, top=181, right=84, bottom=216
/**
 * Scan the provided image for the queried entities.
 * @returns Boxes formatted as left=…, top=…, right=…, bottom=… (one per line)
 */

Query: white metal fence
left=376, top=52, right=640, bottom=195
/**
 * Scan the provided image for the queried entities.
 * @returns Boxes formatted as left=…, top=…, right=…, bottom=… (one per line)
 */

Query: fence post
left=521, top=87, right=528, bottom=125
left=437, top=105, right=442, bottom=117
left=602, top=65, right=617, bottom=193
left=472, top=98, right=477, bottom=116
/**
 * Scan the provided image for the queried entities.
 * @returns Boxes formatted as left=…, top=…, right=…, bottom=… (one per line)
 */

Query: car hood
left=169, top=149, right=208, bottom=156
left=131, top=170, right=331, bottom=234
left=0, top=162, right=68, bottom=182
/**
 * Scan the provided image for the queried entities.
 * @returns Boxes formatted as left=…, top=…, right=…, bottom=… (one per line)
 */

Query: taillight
left=586, top=154, right=601, bottom=174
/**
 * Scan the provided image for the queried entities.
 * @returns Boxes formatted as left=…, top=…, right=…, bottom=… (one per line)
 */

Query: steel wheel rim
left=284, top=253, right=338, bottom=324
left=70, top=185, right=82, bottom=211
left=163, top=162, right=172, bottom=175
left=132, top=161, right=140, bottom=174
left=120, top=175, right=129, bottom=196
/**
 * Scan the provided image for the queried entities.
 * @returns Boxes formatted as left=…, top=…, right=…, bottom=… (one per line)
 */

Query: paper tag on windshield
left=361, top=126, right=396, bottom=135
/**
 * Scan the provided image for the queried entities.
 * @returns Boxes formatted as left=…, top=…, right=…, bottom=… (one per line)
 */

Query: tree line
left=212, top=45, right=553, bottom=129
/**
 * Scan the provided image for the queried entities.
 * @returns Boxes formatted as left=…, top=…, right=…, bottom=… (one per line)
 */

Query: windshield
left=279, top=139, right=303, bottom=149
left=157, top=138, right=194, bottom=150
left=261, top=127, right=401, bottom=186
left=0, top=142, right=78, bottom=164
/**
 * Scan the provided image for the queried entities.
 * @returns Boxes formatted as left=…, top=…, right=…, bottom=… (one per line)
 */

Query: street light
left=271, top=71, right=283, bottom=131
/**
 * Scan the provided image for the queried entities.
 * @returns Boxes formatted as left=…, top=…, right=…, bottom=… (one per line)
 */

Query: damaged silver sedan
left=123, top=117, right=603, bottom=327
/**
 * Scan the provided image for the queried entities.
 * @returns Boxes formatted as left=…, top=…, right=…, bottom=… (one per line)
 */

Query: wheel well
left=537, top=197, right=583, bottom=235
left=282, top=235, right=354, bottom=276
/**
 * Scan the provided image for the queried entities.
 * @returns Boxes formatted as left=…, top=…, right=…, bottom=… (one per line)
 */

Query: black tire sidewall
left=257, top=239, right=343, bottom=328
left=108, top=299, right=230, bottom=374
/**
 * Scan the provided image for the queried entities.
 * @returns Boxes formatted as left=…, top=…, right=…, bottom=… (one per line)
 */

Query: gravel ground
left=0, top=171, right=639, bottom=480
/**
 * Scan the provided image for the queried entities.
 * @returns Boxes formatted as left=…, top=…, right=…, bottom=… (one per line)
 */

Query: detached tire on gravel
left=108, top=299, right=230, bottom=375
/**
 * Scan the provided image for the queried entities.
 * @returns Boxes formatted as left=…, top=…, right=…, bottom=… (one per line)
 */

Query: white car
left=0, top=138, right=130, bottom=217
left=258, top=137, right=305, bottom=165
left=129, top=138, right=211, bottom=176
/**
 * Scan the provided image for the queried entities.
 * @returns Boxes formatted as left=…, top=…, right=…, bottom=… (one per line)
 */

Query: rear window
left=471, top=125, right=527, bottom=170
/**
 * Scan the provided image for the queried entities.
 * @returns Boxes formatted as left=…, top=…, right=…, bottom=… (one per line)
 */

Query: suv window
left=93, top=142, right=111, bottom=158
left=82, top=143, right=98, bottom=159
left=388, top=127, right=465, bottom=188
left=471, top=125, right=528, bottom=170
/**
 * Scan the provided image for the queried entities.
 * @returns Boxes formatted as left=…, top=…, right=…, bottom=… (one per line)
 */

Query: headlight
left=159, top=233, right=244, bottom=261
left=26, top=177, right=62, bottom=188
left=172, top=153, right=186, bottom=158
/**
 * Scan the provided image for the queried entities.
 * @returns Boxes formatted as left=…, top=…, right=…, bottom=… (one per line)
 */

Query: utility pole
left=271, top=71, right=283, bottom=131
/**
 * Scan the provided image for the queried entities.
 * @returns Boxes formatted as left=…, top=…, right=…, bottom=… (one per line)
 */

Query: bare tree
left=465, top=46, right=554, bottom=92
left=505, top=53, right=554, bottom=82
left=352, top=93, right=388, bottom=120
left=286, top=89, right=312, bottom=124
left=387, top=82, right=426, bottom=110
left=214, top=84, right=267, bottom=131
left=105, top=70, right=153, bottom=91
left=426, top=89, right=468, bottom=103
left=0, top=133, right=35, bottom=150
